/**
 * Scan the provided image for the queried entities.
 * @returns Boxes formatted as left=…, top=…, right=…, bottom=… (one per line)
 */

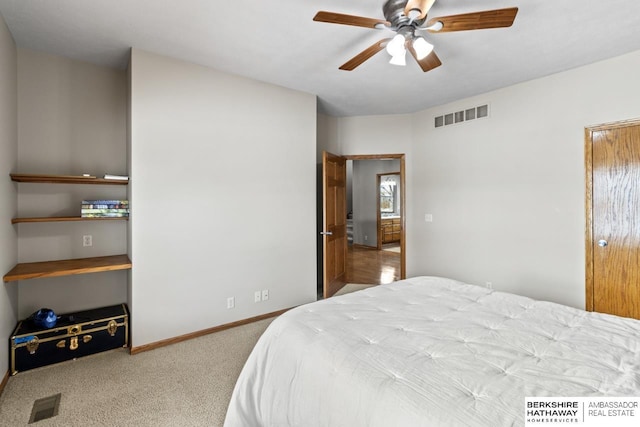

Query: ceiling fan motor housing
left=383, top=0, right=427, bottom=29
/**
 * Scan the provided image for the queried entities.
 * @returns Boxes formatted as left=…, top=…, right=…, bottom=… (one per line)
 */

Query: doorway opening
left=346, top=160, right=402, bottom=286
left=320, top=152, right=406, bottom=299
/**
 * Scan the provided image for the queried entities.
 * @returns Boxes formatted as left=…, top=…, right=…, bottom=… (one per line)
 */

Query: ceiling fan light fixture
left=386, top=34, right=406, bottom=57
left=413, top=36, right=434, bottom=60
left=389, top=51, right=407, bottom=66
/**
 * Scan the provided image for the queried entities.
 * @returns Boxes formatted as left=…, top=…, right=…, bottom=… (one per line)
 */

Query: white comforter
left=224, top=276, right=640, bottom=426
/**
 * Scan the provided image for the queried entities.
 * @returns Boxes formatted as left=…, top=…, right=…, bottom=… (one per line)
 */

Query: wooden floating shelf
left=3, top=255, right=132, bottom=283
left=12, top=216, right=128, bottom=224
left=10, top=173, right=128, bottom=185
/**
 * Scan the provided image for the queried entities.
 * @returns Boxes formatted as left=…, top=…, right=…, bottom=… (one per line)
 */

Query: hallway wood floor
left=346, top=244, right=401, bottom=285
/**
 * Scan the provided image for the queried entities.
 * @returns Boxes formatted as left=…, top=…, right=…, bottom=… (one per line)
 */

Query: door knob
left=320, top=231, right=333, bottom=236
left=598, top=239, right=608, bottom=247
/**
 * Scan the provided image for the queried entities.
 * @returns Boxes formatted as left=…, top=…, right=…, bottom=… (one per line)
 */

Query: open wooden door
left=322, top=151, right=347, bottom=298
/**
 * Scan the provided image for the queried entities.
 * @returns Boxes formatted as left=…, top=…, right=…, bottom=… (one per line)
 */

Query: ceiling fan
left=314, top=0, right=518, bottom=72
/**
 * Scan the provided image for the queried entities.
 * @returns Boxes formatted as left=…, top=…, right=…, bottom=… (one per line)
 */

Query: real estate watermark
left=525, top=397, right=639, bottom=426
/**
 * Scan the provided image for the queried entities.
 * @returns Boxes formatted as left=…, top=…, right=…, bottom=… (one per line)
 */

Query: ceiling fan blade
left=339, top=39, right=391, bottom=71
left=426, top=7, right=518, bottom=32
left=314, top=11, right=390, bottom=29
left=404, top=0, right=437, bottom=21
left=407, top=45, right=442, bottom=72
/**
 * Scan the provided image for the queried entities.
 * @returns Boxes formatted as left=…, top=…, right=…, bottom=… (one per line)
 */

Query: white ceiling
left=1, top=0, right=640, bottom=117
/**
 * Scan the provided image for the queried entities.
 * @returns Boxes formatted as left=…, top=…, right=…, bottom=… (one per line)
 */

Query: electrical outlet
left=262, top=289, right=269, bottom=301
left=364, top=235, right=368, bottom=241
left=82, top=235, right=92, bottom=247
left=254, top=291, right=261, bottom=303
left=485, top=282, right=493, bottom=289
left=226, top=297, right=235, bottom=309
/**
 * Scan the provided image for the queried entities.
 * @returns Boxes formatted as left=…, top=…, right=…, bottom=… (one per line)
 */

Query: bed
left=224, top=276, right=640, bottom=426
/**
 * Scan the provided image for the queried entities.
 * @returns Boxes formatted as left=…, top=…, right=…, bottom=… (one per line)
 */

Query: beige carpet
left=0, top=318, right=273, bottom=427
left=334, top=283, right=375, bottom=296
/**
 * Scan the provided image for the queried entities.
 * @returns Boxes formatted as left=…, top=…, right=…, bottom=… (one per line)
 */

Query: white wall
left=335, top=49, right=640, bottom=309
left=129, top=49, right=317, bottom=347
left=16, top=50, right=128, bottom=317
left=337, top=114, right=413, bottom=157
left=0, top=12, right=18, bottom=376
left=317, top=113, right=339, bottom=160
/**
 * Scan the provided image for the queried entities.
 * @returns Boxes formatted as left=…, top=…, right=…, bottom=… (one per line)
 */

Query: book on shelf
left=82, top=200, right=128, bottom=208
left=103, top=174, right=129, bottom=181
left=81, top=212, right=129, bottom=218
left=81, top=207, right=129, bottom=213
left=82, top=204, right=128, bottom=209
left=82, top=200, right=128, bottom=204
left=81, top=199, right=129, bottom=218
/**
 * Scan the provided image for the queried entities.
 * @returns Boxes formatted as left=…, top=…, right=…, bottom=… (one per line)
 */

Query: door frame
left=584, top=117, right=640, bottom=311
left=345, top=153, right=406, bottom=280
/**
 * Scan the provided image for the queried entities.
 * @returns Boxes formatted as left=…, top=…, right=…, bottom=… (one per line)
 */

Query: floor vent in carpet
left=29, top=393, right=61, bottom=423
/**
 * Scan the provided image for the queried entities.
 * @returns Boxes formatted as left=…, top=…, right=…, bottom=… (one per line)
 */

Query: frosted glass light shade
left=389, top=51, right=406, bottom=66
left=386, top=34, right=406, bottom=57
left=413, top=37, right=434, bottom=60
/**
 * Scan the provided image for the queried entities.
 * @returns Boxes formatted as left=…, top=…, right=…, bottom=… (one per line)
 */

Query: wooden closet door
left=589, top=121, right=640, bottom=319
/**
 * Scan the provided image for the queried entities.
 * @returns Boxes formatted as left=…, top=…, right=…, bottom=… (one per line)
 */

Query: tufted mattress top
left=224, top=276, right=640, bottom=426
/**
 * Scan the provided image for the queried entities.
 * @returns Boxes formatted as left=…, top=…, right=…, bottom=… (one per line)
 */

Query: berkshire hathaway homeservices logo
left=525, top=397, right=639, bottom=426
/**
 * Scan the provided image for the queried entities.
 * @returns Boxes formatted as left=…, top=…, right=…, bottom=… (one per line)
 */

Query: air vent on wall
left=434, top=104, right=489, bottom=128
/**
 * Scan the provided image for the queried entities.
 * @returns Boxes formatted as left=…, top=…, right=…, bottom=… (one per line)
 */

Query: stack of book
left=81, top=200, right=129, bottom=218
